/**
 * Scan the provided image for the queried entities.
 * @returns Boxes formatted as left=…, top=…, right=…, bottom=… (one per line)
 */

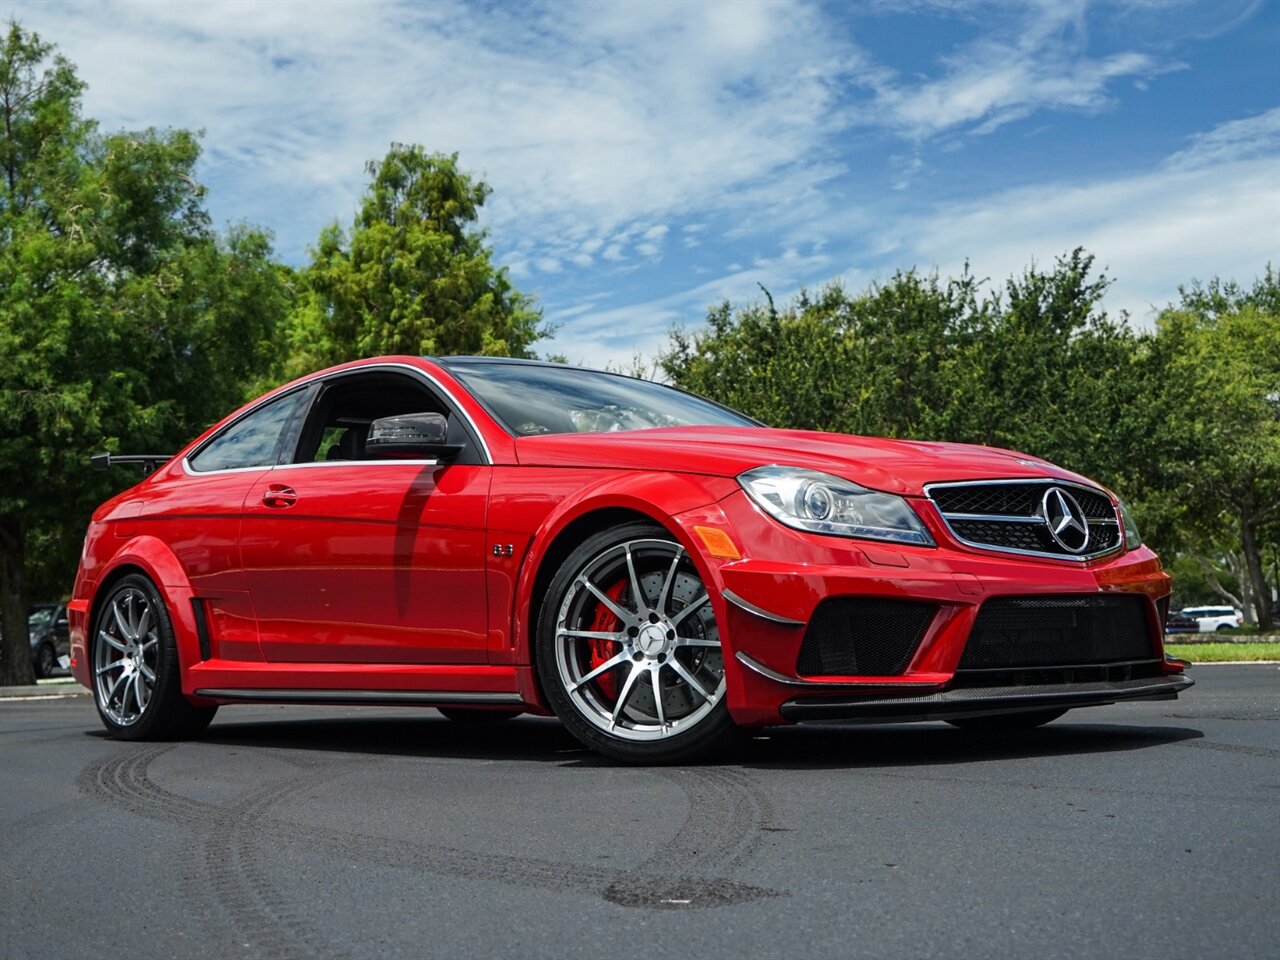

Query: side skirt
left=194, top=688, right=525, bottom=707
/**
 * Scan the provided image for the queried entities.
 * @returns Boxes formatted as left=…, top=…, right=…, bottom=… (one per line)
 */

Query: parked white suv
left=1180, top=606, right=1244, bottom=633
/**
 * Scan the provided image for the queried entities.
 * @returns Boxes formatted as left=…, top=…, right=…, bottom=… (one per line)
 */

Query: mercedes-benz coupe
left=70, top=356, right=1191, bottom=762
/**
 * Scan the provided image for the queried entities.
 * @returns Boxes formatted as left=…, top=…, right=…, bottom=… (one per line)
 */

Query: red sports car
left=69, top=356, right=1191, bottom=762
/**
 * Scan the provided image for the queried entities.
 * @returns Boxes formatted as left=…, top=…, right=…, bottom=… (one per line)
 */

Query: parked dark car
left=29, top=603, right=70, bottom=678
left=1164, top=609, right=1199, bottom=634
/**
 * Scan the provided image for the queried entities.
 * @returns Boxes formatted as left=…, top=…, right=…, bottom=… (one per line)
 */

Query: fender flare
left=511, top=471, right=738, bottom=669
left=90, top=536, right=205, bottom=685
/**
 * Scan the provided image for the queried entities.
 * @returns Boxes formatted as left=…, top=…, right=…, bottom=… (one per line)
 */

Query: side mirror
left=365, top=412, right=464, bottom=461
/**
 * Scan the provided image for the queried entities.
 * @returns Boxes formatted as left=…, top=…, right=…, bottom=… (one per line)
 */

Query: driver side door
left=238, top=368, right=491, bottom=664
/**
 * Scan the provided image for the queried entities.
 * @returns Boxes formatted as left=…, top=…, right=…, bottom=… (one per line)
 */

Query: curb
left=0, top=678, right=90, bottom=700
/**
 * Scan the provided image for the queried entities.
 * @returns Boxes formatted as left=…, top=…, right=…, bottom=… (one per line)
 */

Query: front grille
left=958, top=595, right=1155, bottom=670
left=926, top=479, right=1122, bottom=561
left=797, top=598, right=936, bottom=677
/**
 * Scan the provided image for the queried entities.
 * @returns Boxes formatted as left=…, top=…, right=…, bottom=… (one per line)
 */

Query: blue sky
left=11, top=0, right=1279, bottom=367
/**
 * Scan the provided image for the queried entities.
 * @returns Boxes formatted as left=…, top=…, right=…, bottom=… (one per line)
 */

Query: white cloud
left=8, top=0, right=1272, bottom=372
left=10, top=0, right=858, bottom=272
left=1166, top=106, right=1280, bottom=170
left=561, top=107, right=1280, bottom=369
left=863, top=2, right=1174, bottom=139
left=545, top=248, right=838, bottom=369
left=893, top=113, right=1280, bottom=323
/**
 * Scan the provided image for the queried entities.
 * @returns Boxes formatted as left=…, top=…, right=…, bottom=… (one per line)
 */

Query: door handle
left=261, top=484, right=297, bottom=508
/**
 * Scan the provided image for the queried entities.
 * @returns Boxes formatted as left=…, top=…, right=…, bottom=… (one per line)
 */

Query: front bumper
left=672, top=490, right=1184, bottom=727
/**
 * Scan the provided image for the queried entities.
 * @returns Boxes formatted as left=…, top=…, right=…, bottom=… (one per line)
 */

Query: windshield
left=28, top=608, right=54, bottom=628
left=443, top=361, right=757, bottom=437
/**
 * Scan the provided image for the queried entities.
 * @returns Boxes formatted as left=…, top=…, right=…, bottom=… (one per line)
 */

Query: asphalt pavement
left=2, top=664, right=1276, bottom=960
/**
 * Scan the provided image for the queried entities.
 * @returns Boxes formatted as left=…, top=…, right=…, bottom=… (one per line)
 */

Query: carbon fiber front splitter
left=778, top=673, right=1193, bottom=723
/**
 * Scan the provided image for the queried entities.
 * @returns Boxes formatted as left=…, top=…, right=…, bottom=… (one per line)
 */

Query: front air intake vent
left=958, top=595, right=1154, bottom=670
left=797, top=598, right=936, bottom=677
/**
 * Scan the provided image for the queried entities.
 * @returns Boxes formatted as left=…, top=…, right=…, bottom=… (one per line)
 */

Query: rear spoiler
left=90, top=453, right=173, bottom=476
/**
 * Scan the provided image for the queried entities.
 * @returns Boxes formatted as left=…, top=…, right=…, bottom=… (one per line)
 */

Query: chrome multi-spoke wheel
left=90, top=574, right=217, bottom=740
left=539, top=523, right=737, bottom=762
left=94, top=586, right=159, bottom=726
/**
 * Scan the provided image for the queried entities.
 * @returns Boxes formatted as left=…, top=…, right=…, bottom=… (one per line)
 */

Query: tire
left=33, top=642, right=56, bottom=679
left=437, top=707, right=522, bottom=723
left=946, top=708, right=1067, bottom=731
left=536, top=521, right=738, bottom=763
left=90, top=573, right=217, bottom=740
left=1215, top=623, right=1233, bottom=633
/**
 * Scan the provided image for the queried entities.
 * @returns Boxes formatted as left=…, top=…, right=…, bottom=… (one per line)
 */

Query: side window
left=293, top=372, right=454, bottom=464
left=188, top=391, right=305, bottom=472
left=289, top=370, right=482, bottom=466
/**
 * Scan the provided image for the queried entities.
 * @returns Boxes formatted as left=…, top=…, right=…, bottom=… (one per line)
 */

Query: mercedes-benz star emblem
left=1041, top=487, right=1090, bottom=553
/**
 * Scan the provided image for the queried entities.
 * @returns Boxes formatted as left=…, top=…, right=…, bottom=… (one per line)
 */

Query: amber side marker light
left=694, top=526, right=741, bottom=559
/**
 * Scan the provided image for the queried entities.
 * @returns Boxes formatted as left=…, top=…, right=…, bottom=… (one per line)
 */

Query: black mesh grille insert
left=959, top=595, right=1154, bottom=669
left=931, top=483, right=1115, bottom=519
left=951, top=519, right=1047, bottom=552
left=797, top=598, right=936, bottom=677
left=948, top=518, right=1121, bottom=554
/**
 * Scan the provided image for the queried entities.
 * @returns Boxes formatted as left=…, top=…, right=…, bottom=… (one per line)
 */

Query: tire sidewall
left=535, top=521, right=736, bottom=763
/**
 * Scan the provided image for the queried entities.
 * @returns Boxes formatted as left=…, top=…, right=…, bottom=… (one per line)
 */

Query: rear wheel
left=537, top=522, right=737, bottom=763
left=946, top=708, right=1066, bottom=731
left=91, top=574, right=217, bottom=740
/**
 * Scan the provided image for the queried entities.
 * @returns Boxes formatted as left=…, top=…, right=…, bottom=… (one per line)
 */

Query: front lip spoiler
left=778, top=674, right=1193, bottom=723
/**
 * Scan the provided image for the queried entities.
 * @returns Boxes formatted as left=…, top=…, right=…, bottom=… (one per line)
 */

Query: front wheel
left=537, top=522, right=738, bottom=763
left=90, top=574, right=217, bottom=740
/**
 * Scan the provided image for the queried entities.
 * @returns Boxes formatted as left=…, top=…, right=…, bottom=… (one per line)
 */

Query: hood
left=514, top=426, right=1102, bottom=497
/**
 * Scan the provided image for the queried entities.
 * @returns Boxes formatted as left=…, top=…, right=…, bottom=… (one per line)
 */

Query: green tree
left=662, top=250, right=1141, bottom=484
left=0, top=22, right=288, bottom=683
left=283, top=145, right=545, bottom=377
left=1141, top=271, right=1280, bottom=629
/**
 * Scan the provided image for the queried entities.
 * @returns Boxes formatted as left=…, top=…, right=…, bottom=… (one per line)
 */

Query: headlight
left=1118, top=500, right=1142, bottom=551
left=738, top=466, right=934, bottom=546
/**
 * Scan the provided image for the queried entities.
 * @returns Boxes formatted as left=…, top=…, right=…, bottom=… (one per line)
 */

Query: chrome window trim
left=181, top=362, right=492, bottom=477
left=264, top=459, right=452, bottom=472
left=924, top=478, right=1123, bottom=563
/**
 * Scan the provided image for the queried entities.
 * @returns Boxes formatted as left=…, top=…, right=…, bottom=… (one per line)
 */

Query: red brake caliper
left=586, top=579, right=628, bottom=699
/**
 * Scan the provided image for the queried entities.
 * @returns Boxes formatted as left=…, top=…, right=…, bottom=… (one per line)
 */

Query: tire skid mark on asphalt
left=645, top=767, right=777, bottom=872
left=601, top=767, right=782, bottom=909
left=79, top=744, right=783, bottom=915
left=199, top=770, right=352, bottom=960
left=80, top=745, right=347, bottom=958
